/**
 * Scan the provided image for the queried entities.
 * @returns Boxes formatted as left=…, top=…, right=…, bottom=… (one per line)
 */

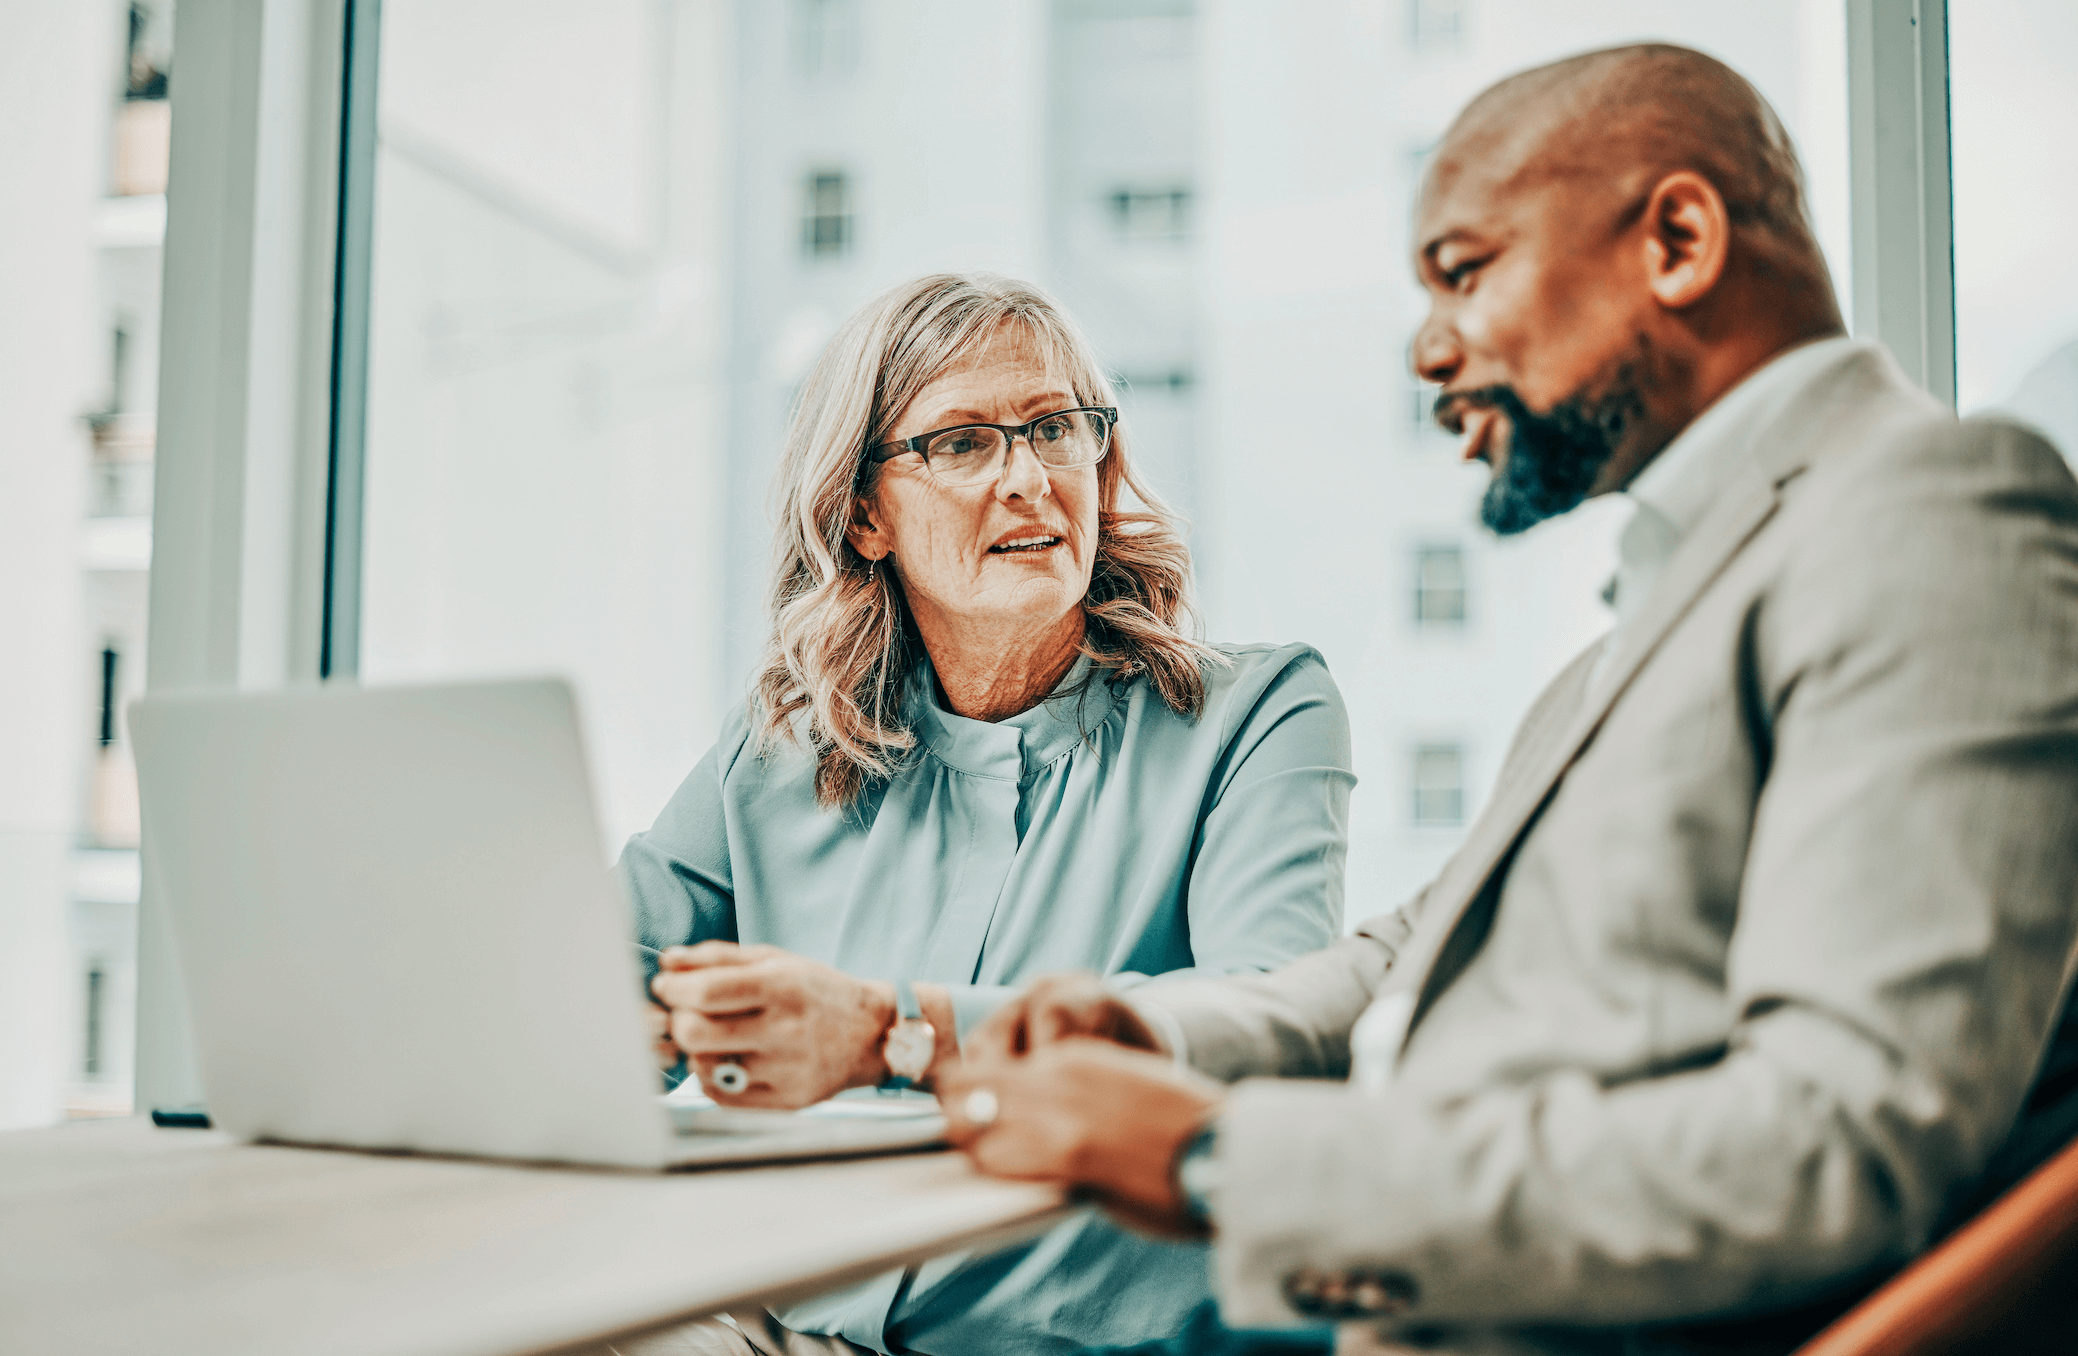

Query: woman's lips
left=987, top=534, right=1064, bottom=555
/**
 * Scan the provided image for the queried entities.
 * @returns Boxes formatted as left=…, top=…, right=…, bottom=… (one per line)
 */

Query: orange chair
left=1794, top=1134, right=2078, bottom=1355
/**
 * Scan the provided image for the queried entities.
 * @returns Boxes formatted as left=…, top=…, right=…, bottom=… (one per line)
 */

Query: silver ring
left=711, top=1061, right=751, bottom=1095
left=962, top=1087, right=999, bottom=1128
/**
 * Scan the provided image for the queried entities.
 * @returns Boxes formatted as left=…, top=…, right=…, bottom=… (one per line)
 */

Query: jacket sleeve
left=1128, top=930, right=1400, bottom=1082
left=1205, top=418, right=2078, bottom=1329
left=1132, top=636, right=1606, bottom=1083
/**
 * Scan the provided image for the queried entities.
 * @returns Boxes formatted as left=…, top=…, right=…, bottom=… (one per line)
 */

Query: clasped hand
left=938, top=973, right=1225, bottom=1238
left=647, top=941, right=896, bottom=1108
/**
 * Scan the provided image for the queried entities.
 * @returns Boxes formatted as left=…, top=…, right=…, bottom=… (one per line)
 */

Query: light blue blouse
left=616, top=642, right=1353, bottom=1356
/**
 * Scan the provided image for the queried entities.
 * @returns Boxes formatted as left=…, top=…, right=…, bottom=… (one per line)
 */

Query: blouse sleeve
left=612, top=710, right=749, bottom=985
left=1162, top=644, right=1354, bottom=979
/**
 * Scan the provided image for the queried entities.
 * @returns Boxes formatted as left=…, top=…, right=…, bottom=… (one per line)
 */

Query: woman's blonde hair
left=756, top=272, right=1217, bottom=808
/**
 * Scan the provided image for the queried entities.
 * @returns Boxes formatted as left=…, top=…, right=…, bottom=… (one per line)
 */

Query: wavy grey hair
left=755, top=272, right=1218, bottom=808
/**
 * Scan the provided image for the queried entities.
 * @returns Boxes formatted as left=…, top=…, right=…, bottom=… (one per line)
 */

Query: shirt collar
left=906, top=651, right=1121, bottom=781
left=1608, top=335, right=1865, bottom=622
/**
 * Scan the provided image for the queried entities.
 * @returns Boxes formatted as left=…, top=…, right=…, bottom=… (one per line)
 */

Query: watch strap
left=1176, top=1119, right=1221, bottom=1225
left=880, top=979, right=929, bottom=1093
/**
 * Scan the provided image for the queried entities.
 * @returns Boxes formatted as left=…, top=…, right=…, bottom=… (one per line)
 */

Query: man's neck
left=1609, top=319, right=1848, bottom=494
left=916, top=608, right=1086, bottom=724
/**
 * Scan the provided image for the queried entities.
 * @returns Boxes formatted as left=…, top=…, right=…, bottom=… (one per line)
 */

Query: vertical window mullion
left=320, top=0, right=383, bottom=679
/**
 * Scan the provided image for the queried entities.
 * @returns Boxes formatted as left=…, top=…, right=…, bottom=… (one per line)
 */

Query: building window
left=1414, top=544, right=1467, bottom=625
left=801, top=170, right=852, bottom=259
left=1409, top=0, right=1465, bottom=54
left=113, top=4, right=172, bottom=196
left=125, top=2, right=171, bottom=101
left=1412, top=744, right=1464, bottom=826
left=98, top=646, right=120, bottom=747
left=84, top=964, right=106, bottom=1076
left=1109, top=187, right=1192, bottom=243
left=791, top=0, right=861, bottom=78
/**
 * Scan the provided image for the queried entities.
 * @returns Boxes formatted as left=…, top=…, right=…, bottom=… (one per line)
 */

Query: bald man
left=937, top=43, right=2078, bottom=1356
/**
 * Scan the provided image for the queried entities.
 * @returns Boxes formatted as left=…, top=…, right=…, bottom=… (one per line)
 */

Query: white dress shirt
left=1591, top=335, right=1865, bottom=690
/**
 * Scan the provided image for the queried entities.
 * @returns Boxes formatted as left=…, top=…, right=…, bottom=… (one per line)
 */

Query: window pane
left=1952, top=0, right=2078, bottom=462
left=1413, top=744, right=1465, bottom=827
left=1414, top=544, right=1467, bottom=626
left=0, top=0, right=173, bottom=1126
left=356, top=0, right=1851, bottom=921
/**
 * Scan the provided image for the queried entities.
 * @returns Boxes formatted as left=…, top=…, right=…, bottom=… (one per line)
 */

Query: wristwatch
left=880, top=979, right=937, bottom=1091
left=1175, top=1119, right=1221, bottom=1225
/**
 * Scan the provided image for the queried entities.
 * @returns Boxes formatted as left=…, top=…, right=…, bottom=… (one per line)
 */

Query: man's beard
left=1441, top=378, right=1642, bottom=536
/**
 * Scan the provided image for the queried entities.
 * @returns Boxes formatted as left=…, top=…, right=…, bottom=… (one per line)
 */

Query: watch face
left=885, top=1019, right=936, bottom=1081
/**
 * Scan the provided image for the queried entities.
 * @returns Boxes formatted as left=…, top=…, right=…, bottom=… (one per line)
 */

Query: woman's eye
left=1034, top=419, right=1068, bottom=442
left=931, top=430, right=998, bottom=459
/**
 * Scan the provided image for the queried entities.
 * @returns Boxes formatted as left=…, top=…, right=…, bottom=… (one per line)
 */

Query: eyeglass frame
left=862, top=405, right=1119, bottom=484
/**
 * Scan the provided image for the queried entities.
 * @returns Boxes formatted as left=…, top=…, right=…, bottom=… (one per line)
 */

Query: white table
left=0, top=1116, right=1070, bottom=1356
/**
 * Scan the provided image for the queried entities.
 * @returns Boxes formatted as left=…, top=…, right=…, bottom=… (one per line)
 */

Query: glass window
left=1, top=0, right=171, bottom=1127
left=1414, top=544, right=1467, bottom=626
left=1951, top=0, right=2078, bottom=463
left=1109, top=188, right=1192, bottom=244
left=352, top=0, right=1852, bottom=924
left=1410, top=0, right=1466, bottom=55
left=803, top=170, right=854, bottom=259
left=1412, top=744, right=1465, bottom=826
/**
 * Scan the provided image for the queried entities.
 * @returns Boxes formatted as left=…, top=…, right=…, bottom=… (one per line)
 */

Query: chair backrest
left=1794, top=1133, right=2078, bottom=1355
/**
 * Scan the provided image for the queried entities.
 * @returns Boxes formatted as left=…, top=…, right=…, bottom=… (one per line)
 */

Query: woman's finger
left=691, top=1053, right=762, bottom=1099
left=657, top=940, right=758, bottom=970
left=652, top=963, right=774, bottom=1014
left=672, top=1007, right=771, bottom=1051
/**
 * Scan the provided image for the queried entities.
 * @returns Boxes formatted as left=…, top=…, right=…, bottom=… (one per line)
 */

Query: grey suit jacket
left=1142, top=347, right=2078, bottom=1346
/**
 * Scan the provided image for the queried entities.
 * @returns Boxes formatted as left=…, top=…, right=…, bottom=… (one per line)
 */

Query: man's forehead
left=1413, top=149, right=1516, bottom=259
left=1414, top=114, right=1623, bottom=266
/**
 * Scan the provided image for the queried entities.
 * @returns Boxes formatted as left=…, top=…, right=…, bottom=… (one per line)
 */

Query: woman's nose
left=994, top=436, right=1052, bottom=502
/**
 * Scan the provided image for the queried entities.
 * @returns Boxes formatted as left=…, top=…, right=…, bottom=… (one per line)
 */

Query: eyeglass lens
left=923, top=410, right=1110, bottom=485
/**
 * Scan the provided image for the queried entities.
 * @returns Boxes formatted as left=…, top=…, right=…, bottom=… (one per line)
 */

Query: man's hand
left=940, top=1037, right=1221, bottom=1238
left=650, top=941, right=897, bottom=1108
left=963, top=971, right=1168, bottom=1062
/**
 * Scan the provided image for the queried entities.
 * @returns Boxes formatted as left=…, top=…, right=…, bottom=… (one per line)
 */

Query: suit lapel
left=1374, top=468, right=1786, bottom=1014
left=1373, top=349, right=1916, bottom=1039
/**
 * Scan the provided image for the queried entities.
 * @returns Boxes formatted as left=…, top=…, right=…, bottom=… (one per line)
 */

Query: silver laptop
left=129, top=677, right=944, bottom=1170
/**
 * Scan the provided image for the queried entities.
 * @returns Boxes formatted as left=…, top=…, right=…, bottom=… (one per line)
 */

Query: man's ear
left=845, top=496, right=891, bottom=561
left=1642, top=170, right=1731, bottom=310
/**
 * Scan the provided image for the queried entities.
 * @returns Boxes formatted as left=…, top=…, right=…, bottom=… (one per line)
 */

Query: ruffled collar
left=905, top=652, right=1123, bottom=781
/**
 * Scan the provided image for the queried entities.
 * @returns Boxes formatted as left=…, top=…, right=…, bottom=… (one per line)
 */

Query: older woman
left=619, top=273, right=1352, bottom=1356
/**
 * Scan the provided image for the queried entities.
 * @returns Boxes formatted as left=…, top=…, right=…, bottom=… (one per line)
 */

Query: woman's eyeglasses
left=866, top=406, right=1116, bottom=488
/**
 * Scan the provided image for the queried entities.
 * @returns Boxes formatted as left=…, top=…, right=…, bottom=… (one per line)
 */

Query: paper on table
left=660, top=1083, right=941, bottom=1124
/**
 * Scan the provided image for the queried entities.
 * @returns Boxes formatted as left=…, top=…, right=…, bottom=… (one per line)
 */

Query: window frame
left=136, top=0, right=1963, bottom=1105
left=136, top=0, right=367, bottom=1112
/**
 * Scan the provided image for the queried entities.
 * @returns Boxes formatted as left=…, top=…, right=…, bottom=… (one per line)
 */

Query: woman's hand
left=644, top=1004, right=682, bottom=1071
left=939, top=1037, right=1222, bottom=1238
left=650, top=942, right=899, bottom=1108
left=964, top=971, right=1168, bottom=1062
